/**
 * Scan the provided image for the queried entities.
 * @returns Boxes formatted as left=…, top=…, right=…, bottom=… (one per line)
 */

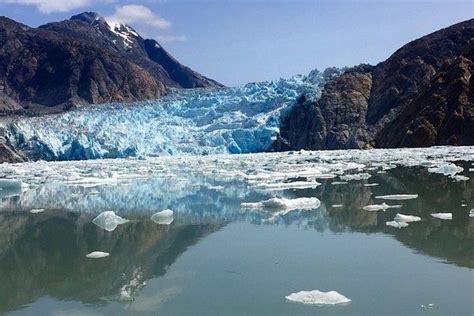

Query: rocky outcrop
left=275, top=19, right=474, bottom=150
left=0, top=13, right=222, bottom=114
left=377, top=42, right=474, bottom=147
left=275, top=65, right=374, bottom=150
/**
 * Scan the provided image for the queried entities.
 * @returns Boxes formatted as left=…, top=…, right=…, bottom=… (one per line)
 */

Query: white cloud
left=3, top=0, right=91, bottom=13
left=106, top=4, right=171, bottom=29
left=157, top=35, right=187, bottom=43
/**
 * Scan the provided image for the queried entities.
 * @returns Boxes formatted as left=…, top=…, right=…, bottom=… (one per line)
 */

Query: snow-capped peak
left=105, top=20, right=139, bottom=48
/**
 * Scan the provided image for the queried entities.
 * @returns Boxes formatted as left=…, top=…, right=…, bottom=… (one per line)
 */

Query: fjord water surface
left=0, top=147, right=473, bottom=315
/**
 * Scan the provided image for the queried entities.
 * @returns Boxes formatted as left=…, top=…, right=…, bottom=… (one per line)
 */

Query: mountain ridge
left=0, top=12, right=222, bottom=114
left=274, top=19, right=474, bottom=150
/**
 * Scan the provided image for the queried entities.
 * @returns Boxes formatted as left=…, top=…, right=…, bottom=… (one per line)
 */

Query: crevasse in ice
left=3, top=72, right=327, bottom=160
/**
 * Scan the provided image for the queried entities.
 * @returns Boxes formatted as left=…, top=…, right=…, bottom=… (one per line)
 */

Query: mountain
left=0, top=12, right=222, bottom=114
left=274, top=19, right=474, bottom=150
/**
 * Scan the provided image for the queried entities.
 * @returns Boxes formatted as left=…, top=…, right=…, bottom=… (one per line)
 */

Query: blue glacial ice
left=2, top=71, right=327, bottom=160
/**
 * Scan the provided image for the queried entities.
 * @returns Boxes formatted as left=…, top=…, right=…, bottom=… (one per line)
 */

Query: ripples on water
left=0, top=147, right=473, bottom=315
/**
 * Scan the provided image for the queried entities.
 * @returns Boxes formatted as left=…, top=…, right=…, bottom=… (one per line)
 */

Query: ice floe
left=428, top=163, right=463, bottom=176
left=375, top=194, right=418, bottom=200
left=339, top=173, right=371, bottom=181
left=29, top=208, right=45, bottom=214
left=363, top=203, right=401, bottom=212
left=331, top=181, right=348, bottom=185
left=285, top=290, right=351, bottom=305
left=431, top=213, right=452, bottom=220
left=151, top=209, right=174, bottom=225
left=241, top=197, right=320, bottom=211
left=386, top=221, right=409, bottom=229
left=86, top=251, right=110, bottom=258
left=394, top=213, right=421, bottom=222
left=255, top=180, right=321, bottom=191
left=92, top=211, right=129, bottom=231
left=452, top=175, right=469, bottom=182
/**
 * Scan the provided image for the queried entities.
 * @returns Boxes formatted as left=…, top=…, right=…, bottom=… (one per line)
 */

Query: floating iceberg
left=339, top=173, right=371, bottom=181
left=364, top=183, right=379, bottom=187
left=255, top=180, right=321, bottom=191
left=452, top=175, right=469, bottom=182
left=285, top=290, right=351, bottom=305
left=151, top=209, right=174, bottom=225
left=363, top=203, right=401, bottom=212
left=394, top=213, right=421, bottom=222
left=428, top=163, right=463, bottom=176
left=86, top=251, right=110, bottom=258
left=431, top=213, right=452, bottom=220
left=92, top=211, right=129, bottom=231
left=375, top=194, right=418, bottom=200
left=241, top=197, right=320, bottom=211
left=29, top=208, right=45, bottom=214
left=386, top=221, right=409, bottom=229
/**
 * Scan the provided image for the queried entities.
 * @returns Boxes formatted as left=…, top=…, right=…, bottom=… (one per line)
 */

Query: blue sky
left=0, top=0, right=472, bottom=86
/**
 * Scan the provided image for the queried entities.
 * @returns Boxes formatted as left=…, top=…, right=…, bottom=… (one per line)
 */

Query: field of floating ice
left=0, top=146, right=471, bottom=228
left=1, top=73, right=325, bottom=160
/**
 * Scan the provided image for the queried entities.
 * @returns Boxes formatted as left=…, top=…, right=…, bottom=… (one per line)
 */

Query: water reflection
left=0, top=211, right=224, bottom=313
left=0, top=159, right=472, bottom=314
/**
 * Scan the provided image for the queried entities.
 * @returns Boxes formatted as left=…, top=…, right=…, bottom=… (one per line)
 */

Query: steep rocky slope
left=275, top=19, right=473, bottom=149
left=0, top=12, right=222, bottom=114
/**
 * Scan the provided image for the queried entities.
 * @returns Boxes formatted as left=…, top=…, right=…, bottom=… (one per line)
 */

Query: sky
left=0, top=0, right=472, bottom=86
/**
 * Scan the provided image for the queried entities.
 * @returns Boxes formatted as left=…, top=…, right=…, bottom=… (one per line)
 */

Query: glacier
left=1, top=70, right=330, bottom=160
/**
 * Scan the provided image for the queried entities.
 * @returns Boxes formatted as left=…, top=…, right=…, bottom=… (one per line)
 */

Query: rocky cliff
left=275, top=19, right=473, bottom=149
left=0, top=12, right=222, bottom=114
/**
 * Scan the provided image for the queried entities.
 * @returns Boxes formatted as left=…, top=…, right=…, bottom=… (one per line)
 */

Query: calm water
left=0, top=148, right=473, bottom=315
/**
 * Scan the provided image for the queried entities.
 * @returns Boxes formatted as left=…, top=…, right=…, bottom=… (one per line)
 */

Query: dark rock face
left=378, top=42, right=474, bottom=147
left=276, top=19, right=474, bottom=150
left=0, top=13, right=222, bottom=114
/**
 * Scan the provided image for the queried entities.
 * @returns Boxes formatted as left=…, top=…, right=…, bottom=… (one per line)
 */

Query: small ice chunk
left=452, top=175, right=469, bottom=181
left=331, top=181, right=348, bottom=185
left=92, top=211, right=129, bottom=231
left=421, top=303, right=437, bottom=310
left=340, top=173, right=371, bottom=181
left=241, top=197, right=320, bottom=211
left=431, top=213, right=452, bottom=220
left=86, top=251, right=110, bottom=258
left=151, top=209, right=174, bottom=225
left=331, top=204, right=343, bottom=208
left=256, top=181, right=321, bottom=190
left=375, top=194, right=418, bottom=200
left=428, top=163, right=463, bottom=176
left=364, top=183, right=379, bottom=187
left=29, top=208, right=45, bottom=214
left=386, top=221, right=409, bottom=229
left=363, top=203, right=401, bottom=212
left=285, top=290, right=351, bottom=305
left=394, top=213, right=421, bottom=222
left=470, top=209, right=474, bottom=218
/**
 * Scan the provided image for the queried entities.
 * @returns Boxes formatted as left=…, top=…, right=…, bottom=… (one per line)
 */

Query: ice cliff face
left=3, top=73, right=326, bottom=160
